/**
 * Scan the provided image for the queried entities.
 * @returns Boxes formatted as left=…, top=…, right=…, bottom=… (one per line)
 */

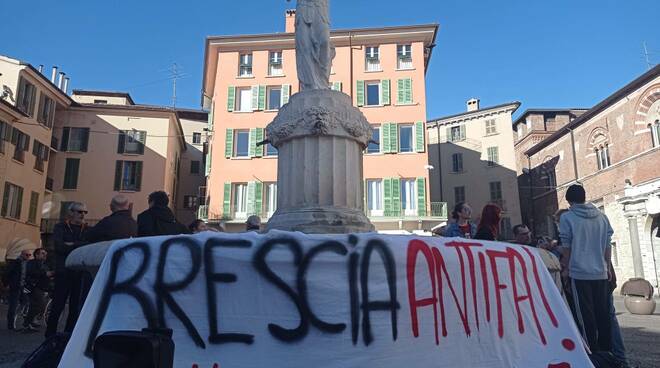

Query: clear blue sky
left=1, top=0, right=657, bottom=119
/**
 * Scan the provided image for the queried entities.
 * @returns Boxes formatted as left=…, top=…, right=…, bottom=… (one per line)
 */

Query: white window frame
left=366, top=126, right=381, bottom=154
left=239, top=53, right=253, bottom=77
left=365, top=81, right=381, bottom=106
left=596, top=145, right=611, bottom=170
left=487, top=146, right=499, bottom=167
left=266, top=86, right=282, bottom=111
left=398, top=124, right=414, bottom=153
left=400, top=179, right=417, bottom=216
left=234, top=130, right=250, bottom=157
left=269, top=51, right=283, bottom=76
left=397, top=44, right=413, bottom=70
left=265, top=182, right=278, bottom=217
left=366, top=179, right=384, bottom=216
left=485, top=119, right=497, bottom=135
left=236, top=87, right=253, bottom=112
left=234, top=183, right=249, bottom=219
left=365, top=46, right=381, bottom=72
left=192, top=132, right=202, bottom=144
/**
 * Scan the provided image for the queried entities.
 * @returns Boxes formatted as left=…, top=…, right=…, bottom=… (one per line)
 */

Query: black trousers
left=6, top=286, right=23, bottom=329
left=45, top=269, right=82, bottom=338
left=571, top=279, right=612, bottom=352
left=24, top=288, right=46, bottom=327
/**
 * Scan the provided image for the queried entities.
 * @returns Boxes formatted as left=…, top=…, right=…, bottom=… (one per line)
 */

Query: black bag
left=21, top=333, right=70, bottom=368
left=589, top=351, right=624, bottom=368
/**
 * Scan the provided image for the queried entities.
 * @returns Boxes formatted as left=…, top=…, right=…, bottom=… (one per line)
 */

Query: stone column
left=626, top=214, right=645, bottom=278
left=265, top=89, right=375, bottom=233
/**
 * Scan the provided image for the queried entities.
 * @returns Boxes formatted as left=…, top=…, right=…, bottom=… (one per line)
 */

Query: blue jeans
left=609, top=294, right=627, bottom=363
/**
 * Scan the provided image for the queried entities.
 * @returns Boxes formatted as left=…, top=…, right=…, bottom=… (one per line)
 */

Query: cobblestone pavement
left=0, top=297, right=658, bottom=367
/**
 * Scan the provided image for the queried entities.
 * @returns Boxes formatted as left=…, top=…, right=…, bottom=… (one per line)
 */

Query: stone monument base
left=266, top=206, right=374, bottom=234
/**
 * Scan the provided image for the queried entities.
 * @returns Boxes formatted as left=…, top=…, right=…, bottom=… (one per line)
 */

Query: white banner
left=60, top=231, right=592, bottom=368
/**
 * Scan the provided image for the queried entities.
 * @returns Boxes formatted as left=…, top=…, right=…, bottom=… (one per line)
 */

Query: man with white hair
left=86, top=195, right=138, bottom=243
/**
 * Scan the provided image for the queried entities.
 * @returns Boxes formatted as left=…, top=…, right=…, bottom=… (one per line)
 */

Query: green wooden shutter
left=223, top=182, right=232, bottom=218
left=247, top=181, right=256, bottom=215
left=390, top=123, right=399, bottom=153
left=135, top=161, right=143, bottom=191
left=114, top=161, right=123, bottom=190
left=227, top=86, right=236, bottom=112
left=1, top=182, right=9, bottom=217
left=15, top=186, right=23, bottom=219
left=391, top=178, right=401, bottom=216
left=28, top=191, right=38, bottom=224
left=383, top=178, right=392, bottom=216
left=117, top=131, right=126, bottom=153
left=397, top=79, right=405, bottom=104
left=415, top=121, right=425, bottom=153
left=381, top=123, right=391, bottom=153
left=251, top=85, right=259, bottom=111
left=417, top=177, right=427, bottom=216
left=80, top=128, right=90, bottom=152
left=205, top=150, right=212, bottom=176
left=258, top=85, right=266, bottom=111
left=381, top=79, right=390, bottom=105
left=60, top=127, right=70, bottom=151
left=63, top=158, right=80, bottom=190
left=404, top=78, right=413, bottom=104
left=255, top=128, right=264, bottom=157
left=281, top=84, right=291, bottom=105
left=255, top=181, right=263, bottom=216
left=249, top=128, right=257, bottom=157
left=356, top=80, right=365, bottom=107
left=225, top=129, right=234, bottom=158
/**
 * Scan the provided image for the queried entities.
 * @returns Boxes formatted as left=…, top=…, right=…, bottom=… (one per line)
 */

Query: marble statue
left=288, top=0, right=335, bottom=90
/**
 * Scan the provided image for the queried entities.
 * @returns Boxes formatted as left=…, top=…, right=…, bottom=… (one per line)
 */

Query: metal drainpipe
left=569, top=128, right=579, bottom=181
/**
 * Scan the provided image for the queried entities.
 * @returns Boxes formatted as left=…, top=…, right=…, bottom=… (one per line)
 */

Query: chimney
left=51, top=66, right=58, bottom=83
left=466, top=98, right=480, bottom=112
left=63, top=77, right=70, bottom=94
left=38, top=65, right=44, bottom=73
left=58, top=72, right=65, bottom=89
left=285, top=9, right=296, bottom=33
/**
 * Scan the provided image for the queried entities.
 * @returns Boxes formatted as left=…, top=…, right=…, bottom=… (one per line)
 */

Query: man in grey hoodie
left=559, top=185, right=613, bottom=353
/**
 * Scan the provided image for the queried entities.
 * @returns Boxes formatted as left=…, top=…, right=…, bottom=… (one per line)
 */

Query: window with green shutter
left=381, top=79, right=390, bottom=105
left=254, top=181, right=263, bottom=215
left=356, top=80, right=365, bottom=107
left=258, top=85, right=266, bottom=111
left=27, top=191, right=39, bottom=224
left=223, top=182, right=232, bottom=219
left=382, top=123, right=391, bottom=153
left=404, top=78, right=413, bottom=104
left=247, top=181, right=256, bottom=215
left=227, top=86, right=236, bottom=112
left=249, top=128, right=257, bottom=157
left=383, top=178, right=392, bottom=216
left=391, top=177, right=401, bottom=216
left=63, top=158, right=80, bottom=190
left=251, top=86, right=260, bottom=111
left=225, top=129, right=234, bottom=158
left=416, top=177, right=426, bottom=216
left=255, top=128, right=265, bottom=157
left=415, top=121, right=425, bottom=153
left=389, top=123, right=399, bottom=153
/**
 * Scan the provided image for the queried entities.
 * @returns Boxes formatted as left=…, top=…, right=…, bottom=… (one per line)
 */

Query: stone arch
left=588, top=126, right=610, bottom=149
left=644, top=213, right=660, bottom=288
left=635, top=83, right=660, bottom=122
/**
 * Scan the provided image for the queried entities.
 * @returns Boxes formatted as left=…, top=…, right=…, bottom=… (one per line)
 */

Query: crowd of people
left=2, top=185, right=627, bottom=366
left=436, top=184, right=627, bottom=367
left=2, top=190, right=258, bottom=340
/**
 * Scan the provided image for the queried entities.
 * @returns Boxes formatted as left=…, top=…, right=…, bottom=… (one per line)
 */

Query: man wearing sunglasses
left=45, top=202, right=89, bottom=338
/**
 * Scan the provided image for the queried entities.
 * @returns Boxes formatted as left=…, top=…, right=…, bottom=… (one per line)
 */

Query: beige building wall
left=43, top=102, right=186, bottom=227
left=427, top=101, right=522, bottom=238
left=0, top=56, right=71, bottom=259
left=202, top=18, right=444, bottom=232
left=175, top=112, right=207, bottom=225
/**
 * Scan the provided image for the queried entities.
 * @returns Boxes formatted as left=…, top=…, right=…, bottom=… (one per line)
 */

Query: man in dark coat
left=86, top=195, right=138, bottom=243
left=45, top=202, right=89, bottom=338
left=5, top=249, right=32, bottom=330
left=23, top=248, right=53, bottom=331
left=137, top=191, right=189, bottom=237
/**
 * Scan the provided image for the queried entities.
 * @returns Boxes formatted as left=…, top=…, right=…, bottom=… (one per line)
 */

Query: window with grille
left=365, top=47, right=380, bottom=72
left=183, top=195, right=198, bottom=209
left=487, top=146, right=499, bottom=166
left=452, top=153, right=463, bottom=173
left=269, top=51, right=283, bottom=76
left=239, top=53, right=253, bottom=77
left=397, top=44, right=413, bottom=69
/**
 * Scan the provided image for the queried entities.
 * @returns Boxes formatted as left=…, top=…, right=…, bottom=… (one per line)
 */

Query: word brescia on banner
left=60, top=231, right=593, bottom=368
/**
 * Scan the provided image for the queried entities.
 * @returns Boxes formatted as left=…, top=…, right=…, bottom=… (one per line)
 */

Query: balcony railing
left=430, top=202, right=448, bottom=218
left=364, top=202, right=448, bottom=219
left=45, top=177, right=54, bottom=192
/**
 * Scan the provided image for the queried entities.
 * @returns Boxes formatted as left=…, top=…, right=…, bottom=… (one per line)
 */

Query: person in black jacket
left=137, top=191, right=189, bottom=237
left=86, top=195, right=138, bottom=243
left=474, top=203, right=502, bottom=241
left=23, top=248, right=53, bottom=331
left=5, top=249, right=32, bottom=330
left=45, top=202, right=89, bottom=338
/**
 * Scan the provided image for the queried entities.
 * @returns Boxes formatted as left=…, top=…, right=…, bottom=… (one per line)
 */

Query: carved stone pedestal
left=266, top=89, right=375, bottom=233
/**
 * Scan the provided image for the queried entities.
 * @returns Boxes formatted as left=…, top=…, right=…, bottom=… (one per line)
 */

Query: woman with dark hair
left=474, top=203, right=502, bottom=241
left=443, top=202, right=477, bottom=238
